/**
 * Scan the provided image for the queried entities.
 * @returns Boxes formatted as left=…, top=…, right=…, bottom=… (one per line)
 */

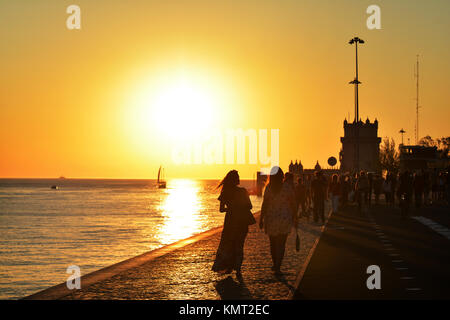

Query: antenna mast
left=414, top=55, right=420, bottom=144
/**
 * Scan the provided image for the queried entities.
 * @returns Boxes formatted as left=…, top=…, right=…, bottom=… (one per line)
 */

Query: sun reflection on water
left=157, top=179, right=204, bottom=244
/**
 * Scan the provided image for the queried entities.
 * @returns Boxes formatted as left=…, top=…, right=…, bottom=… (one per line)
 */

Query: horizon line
left=0, top=176, right=256, bottom=180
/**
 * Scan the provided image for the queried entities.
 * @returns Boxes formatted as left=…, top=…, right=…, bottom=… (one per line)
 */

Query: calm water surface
left=0, top=179, right=261, bottom=299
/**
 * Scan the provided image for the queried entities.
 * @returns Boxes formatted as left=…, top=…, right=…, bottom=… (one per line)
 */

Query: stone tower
left=340, top=118, right=381, bottom=172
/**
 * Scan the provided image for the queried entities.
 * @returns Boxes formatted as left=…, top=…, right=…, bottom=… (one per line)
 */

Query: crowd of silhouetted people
left=295, top=167, right=450, bottom=219
left=211, top=166, right=450, bottom=277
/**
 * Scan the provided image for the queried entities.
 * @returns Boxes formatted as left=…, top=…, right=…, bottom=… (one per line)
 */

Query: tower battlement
left=340, top=118, right=381, bottom=172
left=343, top=118, right=379, bottom=139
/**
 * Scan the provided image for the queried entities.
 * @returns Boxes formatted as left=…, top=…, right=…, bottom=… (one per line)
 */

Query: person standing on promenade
left=328, top=174, right=341, bottom=214
left=212, top=170, right=255, bottom=277
left=355, top=171, right=369, bottom=214
left=349, top=173, right=358, bottom=203
left=295, top=177, right=308, bottom=221
left=423, top=170, right=431, bottom=205
left=373, top=174, right=382, bottom=205
left=259, top=167, right=297, bottom=274
left=303, top=175, right=311, bottom=211
left=391, top=172, right=398, bottom=206
left=284, top=172, right=295, bottom=195
left=382, top=174, right=392, bottom=205
left=311, top=170, right=327, bottom=224
left=413, top=171, right=425, bottom=208
left=397, top=170, right=413, bottom=219
left=341, top=174, right=351, bottom=208
left=438, top=172, right=445, bottom=202
left=445, top=167, right=450, bottom=205
left=367, top=172, right=374, bottom=205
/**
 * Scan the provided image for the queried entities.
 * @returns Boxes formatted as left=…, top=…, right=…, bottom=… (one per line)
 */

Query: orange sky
left=1, top=0, right=449, bottom=179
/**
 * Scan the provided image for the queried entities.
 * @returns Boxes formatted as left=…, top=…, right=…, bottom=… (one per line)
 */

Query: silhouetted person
left=341, top=174, right=351, bottom=208
left=259, top=167, right=297, bottom=274
left=397, top=171, right=413, bottom=219
left=413, top=171, right=425, bottom=208
left=355, top=171, right=369, bottom=214
left=446, top=169, right=450, bottom=205
left=391, top=172, right=398, bottom=206
left=212, top=170, right=255, bottom=277
left=367, top=172, right=374, bottom=205
left=382, top=174, right=392, bottom=205
left=311, top=170, right=327, bottom=223
left=438, top=172, right=445, bottom=201
left=304, top=175, right=312, bottom=211
left=423, top=170, right=431, bottom=205
left=284, top=172, right=295, bottom=194
left=328, top=174, right=341, bottom=214
left=295, top=177, right=308, bottom=221
left=373, top=174, right=382, bottom=205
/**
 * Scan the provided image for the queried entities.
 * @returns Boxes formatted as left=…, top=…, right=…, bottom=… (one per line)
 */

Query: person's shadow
left=214, top=276, right=253, bottom=300
left=274, top=272, right=296, bottom=294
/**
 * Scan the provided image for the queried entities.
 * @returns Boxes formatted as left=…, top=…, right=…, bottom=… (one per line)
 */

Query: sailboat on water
left=157, top=166, right=167, bottom=189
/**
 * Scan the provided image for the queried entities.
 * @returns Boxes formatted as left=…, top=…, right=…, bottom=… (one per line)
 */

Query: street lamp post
left=399, top=128, right=406, bottom=145
left=349, top=37, right=365, bottom=172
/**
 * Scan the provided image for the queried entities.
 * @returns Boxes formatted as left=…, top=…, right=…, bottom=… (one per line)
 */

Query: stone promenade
left=60, top=207, right=330, bottom=300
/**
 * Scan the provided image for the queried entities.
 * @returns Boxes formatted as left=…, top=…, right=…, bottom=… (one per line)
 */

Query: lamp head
left=349, top=37, right=365, bottom=44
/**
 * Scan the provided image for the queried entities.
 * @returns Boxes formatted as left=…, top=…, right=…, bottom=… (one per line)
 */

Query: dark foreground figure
left=212, top=170, right=255, bottom=276
left=260, top=167, right=297, bottom=274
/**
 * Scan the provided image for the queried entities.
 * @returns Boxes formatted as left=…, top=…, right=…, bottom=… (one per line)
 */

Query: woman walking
left=212, top=170, right=255, bottom=277
left=259, top=167, right=298, bottom=274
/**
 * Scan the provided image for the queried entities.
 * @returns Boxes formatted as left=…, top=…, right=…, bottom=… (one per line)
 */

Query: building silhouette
left=399, top=145, right=440, bottom=171
left=339, top=118, right=381, bottom=173
left=288, top=159, right=339, bottom=178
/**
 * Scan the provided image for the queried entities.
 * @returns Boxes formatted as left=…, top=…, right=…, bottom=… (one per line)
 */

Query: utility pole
left=349, top=37, right=365, bottom=171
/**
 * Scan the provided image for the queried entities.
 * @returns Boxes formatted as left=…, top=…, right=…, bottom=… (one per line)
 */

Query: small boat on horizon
left=50, top=185, right=58, bottom=190
left=157, top=166, right=166, bottom=189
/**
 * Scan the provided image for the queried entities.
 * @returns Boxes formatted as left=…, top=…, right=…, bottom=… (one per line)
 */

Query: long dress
left=212, top=186, right=254, bottom=273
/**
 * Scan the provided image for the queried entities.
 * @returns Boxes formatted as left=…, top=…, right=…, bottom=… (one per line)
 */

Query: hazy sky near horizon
left=1, top=0, right=449, bottom=179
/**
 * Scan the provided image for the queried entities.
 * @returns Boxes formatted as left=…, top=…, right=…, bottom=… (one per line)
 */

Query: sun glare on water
left=157, top=179, right=203, bottom=244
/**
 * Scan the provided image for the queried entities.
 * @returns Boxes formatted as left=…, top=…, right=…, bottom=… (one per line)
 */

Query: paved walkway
left=55, top=206, right=331, bottom=300
left=294, top=203, right=450, bottom=299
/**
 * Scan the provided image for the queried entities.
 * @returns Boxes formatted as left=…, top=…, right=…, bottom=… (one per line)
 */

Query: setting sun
left=152, top=77, right=216, bottom=140
left=123, top=68, right=230, bottom=159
